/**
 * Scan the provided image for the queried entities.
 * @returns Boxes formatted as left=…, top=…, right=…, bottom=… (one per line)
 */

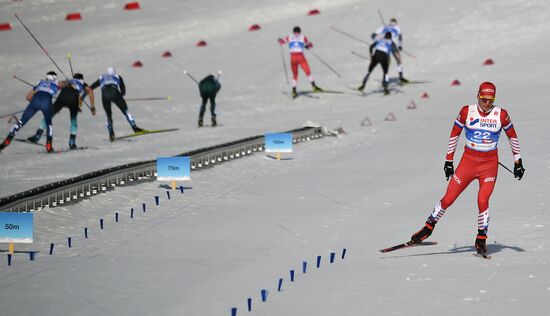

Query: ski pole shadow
left=380, top=242, right=525, bottom=259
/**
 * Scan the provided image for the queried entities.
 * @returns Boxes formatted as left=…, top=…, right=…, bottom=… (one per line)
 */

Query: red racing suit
left=283, top=34, right=313, bottom=87
left=430, top=104, right=521, bottom=231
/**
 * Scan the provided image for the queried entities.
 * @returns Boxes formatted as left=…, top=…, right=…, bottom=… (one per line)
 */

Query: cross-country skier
left=409, top=82, right=525, bottom=257
left=90, top=67, right=143, bottom=141
left=278, top=26, right=322, bottom=98
left=371, top=18, right=408, bottom=83
left=0, top=71, right=67, bottom=153
left=27, top=73, right=96, bottom=149
left=357, top=31, right=401, bottom=95
left=197, top=74, right=221, bottom=127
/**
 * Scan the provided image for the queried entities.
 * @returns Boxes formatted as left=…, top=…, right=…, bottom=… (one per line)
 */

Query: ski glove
left=444, top=161, right=454, bottom=181
left=305, top=43, right=313, bottom=49
left=277, top=38, right=285, bottom=45
left=514, top=158, right=525, bottom=180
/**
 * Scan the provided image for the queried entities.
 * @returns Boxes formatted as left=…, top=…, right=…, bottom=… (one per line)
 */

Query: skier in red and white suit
left=278, top=26, right=322, bottom=98
left=410, top=82, right=525, bottom=256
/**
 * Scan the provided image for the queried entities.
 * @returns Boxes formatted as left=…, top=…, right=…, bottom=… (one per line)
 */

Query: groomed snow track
left=0, top=126, right=324, bottom=212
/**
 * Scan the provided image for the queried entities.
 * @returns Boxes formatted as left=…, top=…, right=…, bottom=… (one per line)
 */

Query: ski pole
left=330, top=26, right=370, bottom=45
left=498, top=161, right=514, bottom=175
left=67, top=54, right=74, bottom=76
left=125, top=96, right=173, bottom=101
left=377, top=9, right=387, bottom=26
left=401, top=48, right=416, bottom=60
left=14, top=13, right=68, bottom=79
left=351, top=51, right=370, bottom=60
left=279, top=44, right=290, bottom=85
left=64, top=53, right=93, bottom=111
left=183, top=70, right=199, bottom=85
left=307, top=49, right=341, bottom=78
left=13, top=74, right=34, bottom=87
left=0, top=110, right=24, bottom=120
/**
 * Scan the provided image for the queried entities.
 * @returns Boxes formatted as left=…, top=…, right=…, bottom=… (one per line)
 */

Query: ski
left=14, top=138, right=43, bottom=147
left=348, top=86, right=402, bottom=96
left=309, top=88, right=344, bottom=94
left=114, top=128, right=179, bottom=140
left=379, top=241, right=438, bottom=253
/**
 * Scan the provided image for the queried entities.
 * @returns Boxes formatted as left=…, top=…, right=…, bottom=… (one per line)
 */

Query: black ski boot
left=28, top=128, right=44, bottom=143
left=475, top=231, right=488, bottom=256
left=68, top=134, right=77, bottom=150
left=410, top=217, right=437, bottom=244
left=132, top=125, right=144, bottom=133
left=399, top=72, right=409, bottom=83
left=198, top=118, right=203, bottom=127
left=108, top=125, right=115, bottom=142
left=0, top=132, right=15, bottom=152
left=312, top=82, right=323, bottom=92
left=45, top=137, right=54, bottom=153
left=211, top=116, right=217, bottom=127
left=291, top=88, right=298, bottom=99
left=383, top=83, right=390, bottom=95
left=357, top=84, right=365, bottom=91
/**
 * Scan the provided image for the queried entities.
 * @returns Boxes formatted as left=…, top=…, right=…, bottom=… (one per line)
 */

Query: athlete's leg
left=290, top=54, right=300, bottom=88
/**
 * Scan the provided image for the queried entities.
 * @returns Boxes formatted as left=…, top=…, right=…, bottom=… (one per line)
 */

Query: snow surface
left=1, top=0, right=550, bottom=315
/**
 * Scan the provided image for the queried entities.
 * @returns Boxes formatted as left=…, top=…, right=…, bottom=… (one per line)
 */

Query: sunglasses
left=479, top=97, right=495, bottom=103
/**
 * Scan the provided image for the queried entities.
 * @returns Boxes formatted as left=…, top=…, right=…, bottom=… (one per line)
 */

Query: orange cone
left=421, top=92, right=429, bottom=98
left=451, top=79, right=461, bottom=86
left=483, top=58, right=494, bottom=65
left=248, top=24, right=261, bottom=31
left=132, top=60, right=143, bottom=67
left=196, top=40, right=207, bottom=47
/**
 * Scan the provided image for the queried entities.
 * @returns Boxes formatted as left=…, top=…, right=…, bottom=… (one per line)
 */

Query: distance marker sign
left=157, top=157, right=190, bottom=181
left=265, top=133, right=293, bottom=153
left=0, top=212, right=33, bottom=243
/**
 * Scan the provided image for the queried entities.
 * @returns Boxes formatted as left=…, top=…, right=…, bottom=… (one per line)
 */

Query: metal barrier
left=0, top=127, right=324, bottom=212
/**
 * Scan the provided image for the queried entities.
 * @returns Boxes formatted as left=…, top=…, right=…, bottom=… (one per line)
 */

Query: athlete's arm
left=500, top=109, right=521, bottom=162
left=25, top=89, right=35, bottom=102
left=445, top=105, right=468, bottom=161
left=89, top=79, right=100, bottom=90
left=119, top=76, right=126, bottom=96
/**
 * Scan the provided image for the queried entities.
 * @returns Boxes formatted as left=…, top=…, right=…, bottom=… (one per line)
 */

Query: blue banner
left=0, top=212, right=33, bottom=243
left=265, top=133, right=293, bottom=153
left=157, top=157, right=190, bottom=181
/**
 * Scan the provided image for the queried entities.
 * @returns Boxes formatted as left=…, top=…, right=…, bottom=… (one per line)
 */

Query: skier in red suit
left=278, top=26, right=322, bottom=98
left=410, top=82, right=525, bottom=257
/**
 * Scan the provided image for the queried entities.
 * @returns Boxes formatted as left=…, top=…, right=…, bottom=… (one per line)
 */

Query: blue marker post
left=290, top=270, right=295, bottom=282
left=142, top=203, right=146, bottom=212
left=247, top=298, right=252, bottom=311
left=7, top=253, right=12, bottom=266
left=68, top=237, right=72, bottom=248
left=261, top=289, right=268, bottom=302
left=278, top=278, right=283, bottom=292
left=100, top=219, right=104, bottom=230
left=231, top=307, right=237, bottom=316
left=330, top=252, right=335, bottom=263
left=84, top=227, right=88, bottom=238
left=302, top=261, right=307, bottom=273
left=29, top=251, right=35, bottom=261
left=115, top=212, right=119, bottom=223
left=316, top=255, right=321, bottom=268
left=49, top=243, right=54, bottom=255
left=179, top=186, right=184, bottom=193
left=342, top=248, right=347, bottom=259
left=166, top=191, right=171, bottom=200
left=155, top=196, right=159, bottom=206
left=130, top=208, right=134, bottom=218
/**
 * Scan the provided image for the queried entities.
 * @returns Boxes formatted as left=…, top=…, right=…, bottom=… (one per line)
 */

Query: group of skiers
left=1, top=18, right=526, bottom=257
left=279, top=18, right=407, bottom=97
left=0, top=67, right=145, bottom=152
left=278, top=21, right=525, bottom=257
